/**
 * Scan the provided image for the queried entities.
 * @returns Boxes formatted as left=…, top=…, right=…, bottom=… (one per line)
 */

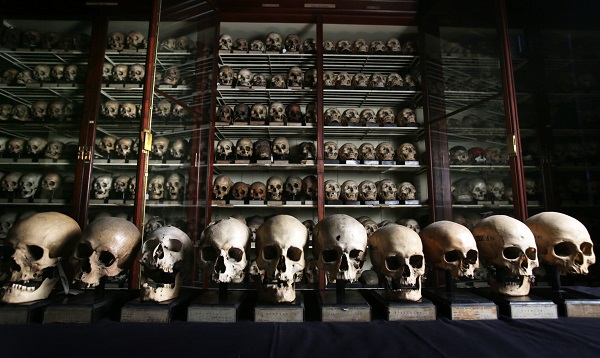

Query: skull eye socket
left=444, top=250, right=463, bottom=263
left=165, top=239, right=183, bottom=252
left=322, top=249, right=339, bottom=263
left=410, top=255, right=424, bottom=268
left=466, top=249, right=478, bottom=264
left=201, top=246, right=218, bottom=261
left=287, top=246, right=302, bottom=261
left=554, top=242, right=576, bottom=257
left=349, top=249, right=363, bottom=260
left=228, top=247, right=243, bottom=262
left=99, top=251, right=116, bottom=267
left=581, top=242, right=594, bottom=256
left=503, top=246, right=524, bottom=260
left=263, top=245, right=279, bottom=260
left=385, top=255, right=402, bottom=270
left=27, top=245, right=44, bottom=260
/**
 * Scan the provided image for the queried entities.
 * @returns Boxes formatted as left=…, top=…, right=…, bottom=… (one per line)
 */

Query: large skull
left=251, top=215, right=307, bottom=303
left=27, top=137, right=48, bottom=156
left=93, top=175, right=113, bottom=199
left=147, top=174, right=165, bottom=200
left=128, top=64, right=145, bottom=83
left=41, top=173, right=62, bottom=192
left=377, top=179, right=397, bottom=201
left=324, top=141, right=338, bottom=160
left=151, top=136, right=169, bottom=158
left=213, top=175, right=233, bottom=199
left=303, top=175, right=317, bottom=200
left=108, top=31, right=125, bottom=50
left=339, top=143, right=358, bottom=161
left=1, top=212, right=81, bottom=303
left=341, top=180, right=359, bottom=201
left=284, top=176, right=303, bottom=198
left=236, top=68, right=252, bottom=87
left=218, top=34, right=233, bottom=51
left=397, top=143, right=417, bottom=161
left=116, top=137, right=134, bottom=158
left=199, top=217, right=251, bottom=284
left=287, top=66, right=303, bottom=87
left=33, top=65, right=51, bottom=82
left=165, top=173, right=185, bottom=200
left=250, top=181, right=267, bottom=200
left=526, top=212, right=595, bottom=275
left=19, top=172, right=42, bottom=199
left=269, top=102, right=286, bottom=123
left=376, top=142, right=395, bottom=161
left=359, top=180, right=377, bottom=201
left=271, top=137, right=289, bottom=156
left=324, top=179, right=341, bottom=201
left=74, top=217, right=140, bottom=287
left=216, top=139, right=234, bottom=159
left=313, top=214, right=367, bottom=283
left=420, top=221, right=479, bottom=279
left=231, top=181, right=249, bottom=200
left=127, top=30, right=145, bottom=49
left=369, top=224, right=425, bottom=301
left=265, top=32, right=283, bottom=52
left=112, top=64, right=128, bottom=82
left=267, top=176, right=284, bottom=200
left=140, top=226, right=193, bottom=302
left=473, top=215, right=539, bottom=296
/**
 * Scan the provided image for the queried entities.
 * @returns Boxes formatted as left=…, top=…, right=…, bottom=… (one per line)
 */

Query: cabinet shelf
left=214, top=124, right=317, bottom=139
left=213, top=163, right=315, bottom=174
left=219, top=53, right=317, bottom=73
left=325, top=204, right=426, bottom=209
left=323, top=54, right=419, bottom=73
left=323, top=125, right=421, bottom=140
left=0, top=48, right=89, bottom=65
left=0, top=84, right=85, bottom=102
left=323, top=88, right=421, bottom=107
left=212, top=203, right=318, bottom=208
left=324, top=163, right=425, bottom=173
left=216, top=87, right=316, bottom=106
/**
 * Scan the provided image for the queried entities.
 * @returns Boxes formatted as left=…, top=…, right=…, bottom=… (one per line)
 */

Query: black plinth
left=473, top=288, right=557, bottom=319
left=361, top=289, right=436, bottom=321
left=530, top=286, right=600, bottom=317
left=187, top=290, right=248, bottom=323
left=43, top=289, right=136, bottom=323
left=319, top=290, right=371, bottom=322
left=120, top=290, right=195, bottom=323
left=254, top=292, right=305, bottom=322
left=0, top=299, right=53, bottom=324
left=423, top=288, right=497, bottom=320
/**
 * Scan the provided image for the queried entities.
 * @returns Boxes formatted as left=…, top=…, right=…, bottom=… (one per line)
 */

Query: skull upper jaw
left=1, top=263, right=60, bottom=304
left=140, top=269, right=182, bottom=302
left=490, top=266, right=533, bottom=296
left=382, top=275, right=422, bottom=302
left=250, top=263, right=297, bottom=304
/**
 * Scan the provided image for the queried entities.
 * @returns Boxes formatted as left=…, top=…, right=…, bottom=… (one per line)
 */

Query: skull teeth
left=10, top=283, right=37, bottom=292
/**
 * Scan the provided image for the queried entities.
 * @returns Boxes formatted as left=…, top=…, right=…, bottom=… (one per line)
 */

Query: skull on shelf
left=376, top=107, right=395, bottom=125
left=128, top=64, right=145, bottom=83
left=324, top=108, right=341, bottom=125
left=236, top=68, right=252, bottom=87
left=44, top=141, right=64, bottom=160
left=299, top=142, right=316, bottom=160
left=341, top=109, right=359, bottom=125
left=163, top=67, right=182, bottom=86
left=73, top=217, right=140, bottom=289
left=115, top=137, right=134, bottom=158
left=252, top=74, right=267, bottom=87
left=112, top=175, right=130, bottom=194
left=305, top=102, right=317, bottom=123
left=359, top=180, right=377, bottom=201
left=26, top=137, right=47, bottom=156
left=324, top=179, right=341, bottom=201
left=376, top=142, right=395, bottom=161
left=218, top=34, right=233, bottom=51
left=468, top=177, right=487, bottom=201
left=250, top=39, right=265, bottom=52
left=147, top=174, right=165, bottom=200
left=254, top=139, right=271, bottom=159
left=102, top=101, right=120, bottom=119
left=341, top=180, right=359, bottom=201
left=267, top=176, right=284, bottom=201
left=165, top=172, right=185, bottom=201
left=369, top=224, right=425, bottom=301
left=107, top=31, right=125, bottom=50
left=233, top=103, right=250, bottom=122
left=8, top=138, right=26, bottom=155
left=112, top=64, right=128, bottom=82
left=387, top=38, right=402, bottom=52
left=217, top=104, right=233, bottom=123
left=272, top=137, right=290, bottom=157
left=234, top=38, right=248, bottom=52
left=65, top=64, right=79, bottom=83
left=251, top=215, right=308, bottom=303
left=324, top=141, right=339, bottom=160
left=169, top=138, right=188, bottom=160
left=250, top=103, right=267, bottom=121
left=199, top=217, right=250, bottom=284
left=323, top=40, right=335, bottom=51
left=398, top=218, right=421, bottom=234
left=323, top=71, right=336, bottom=87
left=213, top=175, right=233, bottom=200
left=339, top=143, right=358, bottom=161
left=369, top=73, right=386, bottom=88
left=159, top=38, right=177, bottom=51
left=269, top=102, right=286, bottom=123
left=397, top=108, right=416, bottom=126
left=377, top=179, right=397, bottom=201
left=1, top=68, right=19, bottom=85
left=386, top=73, right=404, bottom=88
left=31, top=101, right=49, bottom=120
left=286, top=103, right=303, bottom=123
left=0, top=212, right=81, bottom=303
left=2, top=172, right=21, bottom=193
left=397, top=142, right=417, bottom=162
left=19, top=172, right=42, bottom=198
left=473, top=215, right=538, bottom=296
left=93, top=175, right=113, bottom=199
left=486, top=177, right=505, bottom=200
left=102, top=63, right=113, bottom=82
left=370, top=40, right=386, bottom=53
left=127, top=31, right=145, bottom=49
left=403, top=40, right=417, bottom=54
left=16, top=70, right=33, bottom=85
left=11, top=104, right=31, bottom=121
left=0, top=211, right=17, bottom=239
left=360, top=108, right=376, bottom=125
left=358, top=143, right=376, bottom=161
left=304, top=68, right=317, bottom=88
left=128, top=177, right=136, bottom=198
left=249, top=181, right=267, bottom=201
left=230, top=181, right=249, bottom=200
left=420, top=221, right=479, bottom=279
left=21, top=30, right=42, bottom=48
left=120, top=102, right=137, bottom=119
left=235, top=138, right=253, bottom=159
left=48, top=100, right=66, bottom=121
left=336, top=39, right=352, bottom=53
left=0, top=103, right=13, bottom=120
left=270, top=75, right=286, bottom=89
left=468, top=147, right=487, bottom=164
left=98, top=135, right=117, bottom=155
left=350, top=38, right=367, bottom=53
left=265, top=32, right=283, bottom=52
left=351, top=73, right=368, bottom=88
left=33, top=65, right=51, bottom=82
left=450, top=146, right=469, bottom=165
left=284, top=34, right=301, bottom=52
left=285, top=176, right=303, bottom=198
left=313, top=214, right=367, bottom=283
left=287, top=66, right=303, bottom=87
left=336, top=72, right=352, bottom=88
left=151, top=136, right=170, bottom=158
left=526, top=212, right=595, bottom=276
left=397, top=181, right=417, bottom=201
left=140, top=226, right=193, bottom=302
left=486, top=146, right=506, bottom=165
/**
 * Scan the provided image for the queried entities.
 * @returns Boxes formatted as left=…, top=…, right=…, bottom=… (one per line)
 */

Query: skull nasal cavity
left=277, top=255, right=286, bottom=271
left=340, top=254, right=349, bottom=271
left=216, top=255, right=226, bottom=273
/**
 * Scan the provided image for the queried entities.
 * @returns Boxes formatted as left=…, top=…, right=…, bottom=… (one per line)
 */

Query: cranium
left=218, top=34, right=233, bottom=51
left=287, top=66, right=303, bottom=87
left=468, top=147, right=487, bottom=164
left=230, top=181, right=249, bottom=200
left=115, top=137, right=134, bottom=158
left=398, top=218, right=421, bottom=234
left=468, top=177, right=487, bottom=201
left=336, top=39, right=352, bottom=53
left=302, top=38, right=317, bottom=53
left=404, top=74, right=416, bottom=86
left=397, top=143, right=417, bottom=162
left=486, top=146, right=506, bottom=165
left=199, top=217, right=251, bottom=284
left=323, top=71, right=336, bottom=87
left=377, top=179, right=397, bottom=201
left=369, top=73, right=386, bottom=88
left=265, top=32, right=283, bottom=52
left=234, top=38, right=248, bottom=52
left=27, top=137, right=48, bottom=155
left=102, top=101, right=120, bottom=118
left=421, top=221, right=479, bottom=279
left=112, top=64, right=128, bottom=82
left=303, top=175, right=317, bottom=200
left=397, top=108, right=416, bottom=126
left=48, top=100, right=66, bottom=120
left=250, top=103, right=267, bottom=121
left=284, top=34, right=301, bottom=52
left=397, top=182, right=417, bottom=201
left=107, top=31, right=125, bottom=50
left=218, top=66, right=234, bottom=86
left=341, top=180, right=359, bottom=201
left=127, top=176, right=137, bottom=199
left=0, top=104, right=13, bottom=120
left=236, top=68, right=252, bottom=87
left=127, top=30, right=145, bottom=49
left=336, top=72, right=352, bottom=88
left=97, top=135, right=117, bottom=155
left=267, top=176, right=284, bottom=201
left=44, top=141, right=64, bottom=160
left=1, top=68, right=19, bottom=84
left=387, top=38, right=402, bottom=52
left=216, top=139, right=234, bottom=159
left=376, top=107, right=395, bottom=125
left=526, top=212, right=595, bottom=276
left=165, top=172, right=185, bottom=201
left=31, top=101, right=49, bottom=120
left=270, top=75, right=286, bottom=88
left=252, top=74, right=267, bottom=87
left=352, top=73, right=369, bottom=87
left=1, top=172, right=21, bottom=193
left=1, top=212, right=81, bottom=303
left=213, top=175, right=233, bottom=199
left=403, top=40, right=417, bottom=54
left=250, top=39, right=265, bottom=52
left=151, top=136, right=170, bottom=158
left=22, top=30, right=42, bottom=48
left=216, top=104, right=232, bottom=123
left=386, top=73, right=404, bottom=88
left=271, top=137, right=289, bottom=156
left=112, top=175, right=130, bottom=194
left=8, top=138, right=26, bottom=155
left=233, top=103, right=250, bottom=122
left=128, top=64, right=145, bottom=83
left=324, top=179, right=341, bottom=201
left=159, top=38, right=177, bottom=51
left=102, top=63, right=113, bottom=82
left=299, top=142, right=316, bottom=160
left=18, top=172, right=42, bottom=198
left=119, top=102, right=137, bottom=119
left=473, top=215, right=539, bottom=296
left=339, top=143, right=358, bottom=161
left=147, top=174, right=165, bottom=200
left=16, top=70, right=33, bottom=84
left=0, top=212, right=17, bottom=239
left=358, top=143, right=376, bottom=161
left=350, top=38, right=367, bottom=53
left=370, top=40, right=386, bottom=53
left=11, top=105, right=31, bottom=121
left=323, top=40, right=335, bottom=51
left=324, top=108, right=341, bottom=125
left=450, top=146, right=469, bottom=164
left=305, top=102, right=317, bottom=123
left=72, top=216, right=140, bottom=288
left=284, top=176, right=303, bottom=198
left=376, top=142, right=395, bottom=161
left=313, top=214, right=367, bottom=283
left=324, top=141, right=339, bottom=160
left=369, top=224, right=425, bottom=301
left=286, top=103, right=303, bottom=123
left=358, top=180, right=377, bottom=201
left=235, top=138, right=253, bottom=159
left=33, top=65, right=51, bottom=82
left=163, top=67, right=182, bottom=86
left=251, top=215, right=308, bottom=303
left=360, top=108, right=376, bottom=125
left=254, top=139, right=271, bottom=159
left=486, top=177, right=505, bottom=200
left=168, top=138, right=189, bottom=160
left=249, top=181, right=267, bottom=201
left=341, top=109, right=359, bottom=125
left=92, top=175, right=113, bottom=199
left=140, top=226, right=193, bottom=302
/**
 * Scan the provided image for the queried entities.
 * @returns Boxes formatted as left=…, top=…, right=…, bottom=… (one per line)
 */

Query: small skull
left=219, top=66, right=234, bottom=86
left=324, top=141, right=339, bottom=160
left=250, top=39, right=265, bottom=52
left=336, top=39, right=352, bottom=53
left=120, top=102, right=138, bottom=119
left=165, top=172, right=185, bottom=200
left=12, top=105, right=31, bottom=121
left=31, top=101, right=49, bottom=120
left=27, top=137, right=48, bottom=155
left=360, top=108, right=376, bottom=125
left=341, top=180, right=359, bottom=201
left=98, top=135, right=117, bottom=155
left=147, top=174, right=165, bottom=200
left=234, top=38, right=248, bottom=52
left=397, top=182, right=417, bottom=200
left=33, top=65, right=51, bottom=82
left=217, top=104, right=233, bottom=123
left=339, top=143, right=358, bottom=161
left=270, top=75, right=286, bottom=89
left=151, top=136, right=170, bottom=158
left=397, top=108, right=417, bottom=126
left=269, top=102, right=286, bottom=123
left=19, top=172, right=42, bottom=198
left=359, top=143, right=376, bottom=161
left=216, top=139, right=234, bottom=159
left=376, top=107, right=395, bottom=125
left=376, top=142, right=395, bottom=161
left=387, top=38, right=402, bottom=52
left=108, top=31, right=125, bottom=50
left=323, top=71, right=336, bottom=87
left=93, top=175, right=113, bottom=199
left=324, top=179, right=341, bottom=200
left=249, top=182, right=267, bottom=200
left=265, top=32, right=283, bottom=52
left=128, top=64, right=145, bottom=83
left=386, top=73, right=404, bottom=88
left=284, top=34, right=301, bottom=52
left=370, top=40, right=386, bottom=53
left=267, top=176, right=284, bottom=200
left=159, top=38, right=177, bottom=51
left=44, top=141, right=64, bottom=160
left=299, top=142, right=316, bottom=160
left=303, top=175, right=318, bottom=199
left=369, top=73, right=386, bottom=88
left=353, top=38, right=369, bottom=53
left=287, top=66, right=303, bottom=87
left=236, top=68, right=252, bottom=87
left=235, top=138, right=253, bottom=159
left=377, top=179, right=397, bottom=201
left=284, top=176, right=303, bottom=198
left=115, top=137, right=134, bottom=158
left=213, top=175, right=233, bottom=199
left=112, top=175, right=130, bottom=194
left=286, top=103, right=303, bottom=123
left=303, top=38, right=317, bottom=53
left=8, top=138, right=26, bottom=155
left=112, top=64, right=128, bottom=82
left=324, top=108, right=341, bottom=125
left=219, top=34, right=233, bottom=51
left=103, top=101, right=120, bottom=118
left=356, top=180, right=377, bottom=201
left=127, top=31, right=145, bottom=49
left=336, top=72, right=352, bottom=88
left=169, top=138, right=189, bottom=160
left=163, top=67, right=182, bottom=86
left=397, top=143, right=417, bottom=162
left=231, top=181, right=249, bottom=200
left=16, top=70, right=33, bottom=85
left=254, top=139, right=271, bottom=159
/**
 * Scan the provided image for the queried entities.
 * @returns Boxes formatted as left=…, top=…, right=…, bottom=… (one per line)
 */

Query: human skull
left=267, top=176, right=284, bottom=201
left=468, top=177, right=487, bottom=201
left=102, top=101, right=120, bottom=118
left=33, top=65, right=51, bottom=82
left=140, top=226, right=193, bottom=302
left=313, top=214, right=367, bottom=283
left=252, top=74, right=267, bottom=87
left=397, top=143, right=417, bottom=162
left=219, top=34, right=233, bottom=51
left=357, top=143, right=376, bottom=161
left=398, top=218, right=421, bottom=234
left=341, top=109, right=359, bottom=125
left=118, top=102, right=136, bottom=119
left=302, top=38, right=317, bottom=53
left=340, top=180, right=359, bottom=201
left=176, top=36, right=194, bottom=51
left=107, top=31, right=125, bottom=50
left=351, top=73, right=368, bottom=88
left=486, top=146, right=506, bottom=165
left=0, top=104, right=13, bottom=120
left=250, top=103, right=267, bottom=121
left=420, top=221, right=479, bottom=279
left=299, top=142, right=316, bottom=160
left=254, top=139, right=271, bottom=159
left=526, top=212, right=595, bottom=276
left=11, top=105, right=31, bottom=121
left=31, top=101, right=48, bottom=120
left=397, top=182, right=417, bottom=201
left=287, top=66, right=303, bottom=87
left=249, top=181, right=267, bottom=201
left=284, top=34, right=301, bottom=52
left=165, top=172, right=185, bottom=201
left=397, top=108, right=416, bottom=126
left=112, top=64, right=128, bottom=82
left=127, top=177, right=136, bottom=198
left=303, top=175, right=317, bottom=200
left=115, top=137, right=133, bottom=158
left=234, top=38, right=248, bottom=52
left=376, top=142, right=395, bottom=161
left=324, top=108, right=341, bottom=125
left=216, top=104, right=232, bottom=123
left=305, top=102, right=317, bottom=123
left=304, top=68, right=317, bottom=88
left=213, top=175, right=233, bottom=199
left=147, top=174, right=165, bottom=200
left=358, top=180, right=377, bottom=201
left=361, top=219, right=379, bottom=238
left=214, top=139, right=233, bottom=160
left=282, top=176, right=302, bottom=199
left=336, top=72, right=352, bottom=88
left=16, top=70, right=33, bottom=85
left=268, top=102, right=286, bottom=123
left=324, top=180, right=341, bottom=201
left=159, top=37, right=177, bottom=51
left=128, top=64, right=145, bottom=83
left=252, top=215, right=308, bottom=303
left=265, top=32, right=283, bottom=52
left=387, top=38, right=402, bottom=52
left=72, top=216, right=140, bottom=289
left=468, top=147, right=487, bottom=164
left=324, top=141, right=338, bottom=160
left=169, top=138, right=188, bottom=160
left=285, top=104, right=303, bottom=123
left=369, top=224, right=424, bottom=301
left=199, top=217, right=250, bottom=284
left=18, top=172, right=42, bottom=199
left=339, top=143, right=358, bottom=161
left=323, top=40, right=335, bottom=51
left=486, top=177, right=505, bottom=200
left=98, top=135, right=117, bottom=155
left=151, top=136, right=169, bottom=158
left=112, top=175, right=129, bottom=194
left=271, top=137, right=289, bottom=156
left=1, top=172, right=21, bottom=193
left=377, top=179, right=397, bottom=201
left=44, top=141, right=64, bottom=160
left=473, top=215, right=538, bottom=296
left=1, top=68, right=19, bottom=85
left=47, top=100, right=66, bottom=120
left=370, top=40, right=387, bottom=53
left=369, top=73, right=386, bottom=88
left=1, top=212, right=81, bottom=303
left=404, top=74, right=416, bottom=86
left=93, top=175, right=113, bottom=199
left=27, top=137, right=48, bottom=155
left=360, top=108, right=376, bottom=125
left=127, top=30, right=145, bottom=49
left=336, top=39, right=352, bottom=53
left=450, top=146, right=469, bottom=164
left=376, top=107, right=395, bottom=125
left=250, top=39, right=265, bottom=52
left=323, top=71, right=336, bottom=86
left=230, top=181, right=249, bottom=200
left=8, top=138, right=26, bottom=155
left=403, top=40, right=417, bottom=54
left=163, top=67, right=182, bottom=86
left=236, top=68, right=252, bottom=87
left=0, top=212, right=17, bottom=239
left=270, top=75, right=286, bottom=88
left=102, top=63, right=113, bottom=82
